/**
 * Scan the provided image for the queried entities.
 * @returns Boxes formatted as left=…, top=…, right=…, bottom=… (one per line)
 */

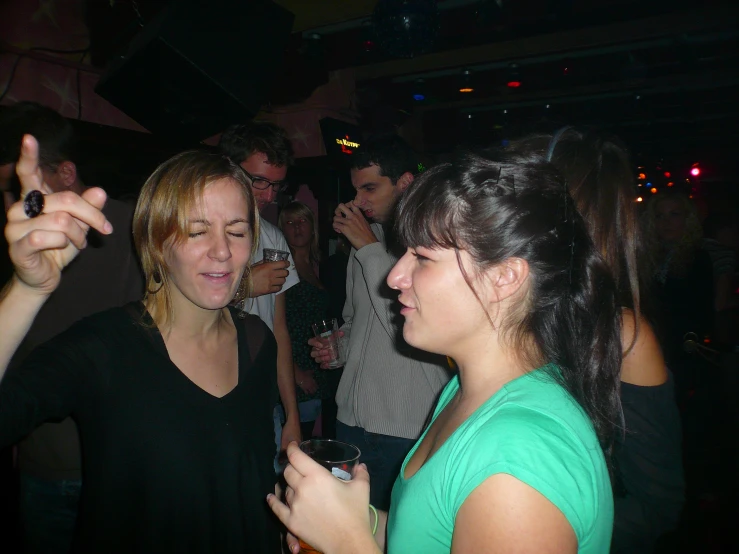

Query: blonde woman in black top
left=0, top=137, right=282, bottom=553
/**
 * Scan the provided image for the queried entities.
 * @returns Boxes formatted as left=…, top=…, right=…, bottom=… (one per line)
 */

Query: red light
left=667, top=182, right=674, bottom=187
left=664, top=171, right=671, bottom=178
left=507, top=81, right=521, bottom=88
left=650, top=187, right=658, bottom=194
left=363, top=40, right=375, bottom=51
left=638, top=173, right=646, bottom=180
left=690, top=167, right=700, bottom=177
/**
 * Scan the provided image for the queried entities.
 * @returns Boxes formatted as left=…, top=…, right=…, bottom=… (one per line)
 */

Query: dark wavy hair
left=218, top=121, right=294, bottom=167
left=395, top=150, right=623, bottom=461
left=349, top=134, right=417, bottom=183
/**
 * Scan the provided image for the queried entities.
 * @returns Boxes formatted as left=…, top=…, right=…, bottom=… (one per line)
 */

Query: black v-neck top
left=0, top=303, right=280, bottom=553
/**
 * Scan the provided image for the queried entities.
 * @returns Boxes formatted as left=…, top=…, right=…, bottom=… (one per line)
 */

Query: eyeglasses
left=242, top=168, right=287, bottom=192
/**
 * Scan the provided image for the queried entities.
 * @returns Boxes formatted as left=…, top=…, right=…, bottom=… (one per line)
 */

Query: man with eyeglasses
left=219, top=122, right=301, bottom=468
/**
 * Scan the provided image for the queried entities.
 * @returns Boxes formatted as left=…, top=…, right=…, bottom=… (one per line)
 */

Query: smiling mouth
left=202, top=272, right=232, bottom=281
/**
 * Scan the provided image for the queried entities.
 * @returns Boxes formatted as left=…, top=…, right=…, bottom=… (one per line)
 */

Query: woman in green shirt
left=269, top=149, right=622, bottom=554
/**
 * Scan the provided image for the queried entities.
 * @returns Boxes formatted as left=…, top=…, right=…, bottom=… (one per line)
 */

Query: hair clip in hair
left=546, top=126, right=572, bottom=162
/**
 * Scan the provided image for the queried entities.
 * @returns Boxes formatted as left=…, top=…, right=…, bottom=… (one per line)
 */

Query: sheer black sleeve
left=0, top=315, right=104, bottom=446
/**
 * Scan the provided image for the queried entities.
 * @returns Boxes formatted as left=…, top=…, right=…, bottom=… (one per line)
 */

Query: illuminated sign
left=336, top=135, right=360, bottom=154
left=320, top=117, right=363, bottom=165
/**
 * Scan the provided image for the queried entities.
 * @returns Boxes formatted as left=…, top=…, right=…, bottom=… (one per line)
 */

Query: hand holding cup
left=267, top=440, right=369, bottom=554
left=308, top=318, right=345, bottom=369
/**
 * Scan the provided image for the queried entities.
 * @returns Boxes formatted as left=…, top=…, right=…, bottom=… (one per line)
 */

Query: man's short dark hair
left=0, top=101, right=77, bottom=167
left=350, top=134, right=417, bottom=184
left=218, top=121, right=294, bottom=167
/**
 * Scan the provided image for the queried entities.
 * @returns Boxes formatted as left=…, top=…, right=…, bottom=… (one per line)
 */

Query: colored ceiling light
left=664, top=171, right=671, bottom=178
left=507, top=62, right=521, bottom=88
left=650, top=187, right=658, bottom=194
left=636, top=197, right=643, bottom=202
left=412, top=78, right=426, bottom=102
left=691, top=166, right=701, bottom=177
left=638, top=172, right=646, bottom=180
left=459, top=68, right=474, bottom=94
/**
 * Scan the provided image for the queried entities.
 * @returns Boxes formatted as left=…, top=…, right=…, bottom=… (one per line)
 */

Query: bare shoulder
left=621, top=309, right=668, bottom=386
left=452, top=474, right=577, bottom=554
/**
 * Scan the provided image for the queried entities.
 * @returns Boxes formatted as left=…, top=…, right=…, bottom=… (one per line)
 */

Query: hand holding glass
left=311, top=318, right=345, bottom=369
left=297, top=439, right=361, bottom=553
left=263, top=248, right=290, bottom=262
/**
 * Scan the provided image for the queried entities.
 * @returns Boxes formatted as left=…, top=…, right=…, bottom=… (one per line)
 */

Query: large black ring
left=23, top=190, right=45, bottom=219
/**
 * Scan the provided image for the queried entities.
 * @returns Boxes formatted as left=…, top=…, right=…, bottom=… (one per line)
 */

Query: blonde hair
left=132, top=150, right=259, bottom=328
left=643, top=192, right=702, bottom=278
left=278, top=201, right=321, bottom=264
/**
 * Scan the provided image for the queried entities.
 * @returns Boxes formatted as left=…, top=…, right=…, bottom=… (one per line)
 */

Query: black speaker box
left=95, top=0, right=294, bottom=143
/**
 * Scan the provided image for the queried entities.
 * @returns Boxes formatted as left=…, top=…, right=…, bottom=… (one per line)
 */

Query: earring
left=148, top=268, right=164, bottom=294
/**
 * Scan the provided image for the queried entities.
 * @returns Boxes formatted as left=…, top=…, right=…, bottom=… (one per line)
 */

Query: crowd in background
left=0, top=101, right=737, bottom=554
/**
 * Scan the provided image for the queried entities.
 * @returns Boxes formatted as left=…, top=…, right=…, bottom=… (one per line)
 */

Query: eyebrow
left=190, top=218, right=249, bottom=226
left=356, top=182, right=378, bottom=190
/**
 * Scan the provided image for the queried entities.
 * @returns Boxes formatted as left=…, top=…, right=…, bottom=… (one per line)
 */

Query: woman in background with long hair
left=279, top=201, right=340, bottom=439
left=509, top=127, right=684, bottom=553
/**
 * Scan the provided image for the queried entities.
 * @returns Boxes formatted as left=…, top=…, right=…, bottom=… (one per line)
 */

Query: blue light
left=413, top=94, right=425, bottom=101
left=646, top=182, right=652, bottom=187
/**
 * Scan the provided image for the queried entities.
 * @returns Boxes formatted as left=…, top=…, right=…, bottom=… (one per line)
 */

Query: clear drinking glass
left=297, top=439, right=361, bottom=553
left=263, top=248, right=290, bottom=262
left=311, top=318, right=345, bottom=369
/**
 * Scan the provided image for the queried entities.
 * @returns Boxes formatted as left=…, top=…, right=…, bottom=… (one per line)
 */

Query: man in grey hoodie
left=311, top=135, right=450, bottom=511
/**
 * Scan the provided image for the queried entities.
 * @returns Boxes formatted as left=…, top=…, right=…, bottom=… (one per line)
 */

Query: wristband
left=369, top=503, right=379, bottom=536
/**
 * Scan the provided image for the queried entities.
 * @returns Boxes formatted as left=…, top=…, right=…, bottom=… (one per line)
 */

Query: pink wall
left=0, top=0, right=145, bottom=130
left=2, top=1, right=359, bottom=158
left=1, top=0, right=358, bottom=237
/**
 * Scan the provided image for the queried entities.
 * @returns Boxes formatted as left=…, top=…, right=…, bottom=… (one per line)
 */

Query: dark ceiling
left=83, top=0, right=739, bottom=184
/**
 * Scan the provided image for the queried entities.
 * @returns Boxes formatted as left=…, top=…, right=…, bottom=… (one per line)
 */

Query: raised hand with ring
left=5, top=135, right=113, bottom=297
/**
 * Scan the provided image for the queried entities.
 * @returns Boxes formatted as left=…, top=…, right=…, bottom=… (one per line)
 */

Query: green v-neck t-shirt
left=387, top=366, right=613, bottom=553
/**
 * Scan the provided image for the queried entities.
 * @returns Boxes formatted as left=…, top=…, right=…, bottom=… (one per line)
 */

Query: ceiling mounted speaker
left=95, top=0, right=294, bottom=143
